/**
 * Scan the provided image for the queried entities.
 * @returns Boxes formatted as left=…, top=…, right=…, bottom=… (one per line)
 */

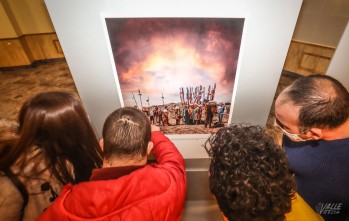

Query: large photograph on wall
left=106, top=18, right=244, bottom=134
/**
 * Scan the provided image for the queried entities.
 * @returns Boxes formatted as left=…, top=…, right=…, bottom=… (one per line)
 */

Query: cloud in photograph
left=106, top=18, right=244, bottom=106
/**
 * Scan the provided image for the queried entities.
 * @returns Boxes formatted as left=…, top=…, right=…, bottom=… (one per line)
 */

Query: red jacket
left=37, top=131, right=186, bottom=221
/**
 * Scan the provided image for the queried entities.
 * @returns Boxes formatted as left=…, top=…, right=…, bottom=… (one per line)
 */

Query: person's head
left=275, top=74, right=349, bottom=141
left=102, top=107, right=152, bottom=165
left=0, top=91, right=102, bottom=184
left=205, top=124, right=295, bottom=221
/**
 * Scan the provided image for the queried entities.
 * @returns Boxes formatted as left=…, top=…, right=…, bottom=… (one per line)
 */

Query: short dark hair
left=285, top=74, right=349, bottom=129
left=102, top=107, right=151, bottom=160
left=205, top=124, right=295, bottom=221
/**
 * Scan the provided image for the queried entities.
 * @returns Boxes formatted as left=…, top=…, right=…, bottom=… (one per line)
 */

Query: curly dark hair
left=205, top=124, right=295, bottom=221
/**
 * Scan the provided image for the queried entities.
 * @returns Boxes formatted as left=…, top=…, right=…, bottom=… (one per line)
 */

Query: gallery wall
left=327, top=22, right=349, bottom=90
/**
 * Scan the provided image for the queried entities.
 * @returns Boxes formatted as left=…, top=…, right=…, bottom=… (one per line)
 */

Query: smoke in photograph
left=106, top=18, right=244, bottom=107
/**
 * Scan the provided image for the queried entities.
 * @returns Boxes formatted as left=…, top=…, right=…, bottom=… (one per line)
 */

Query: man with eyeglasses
left=274, top=74, right=349, bottom=221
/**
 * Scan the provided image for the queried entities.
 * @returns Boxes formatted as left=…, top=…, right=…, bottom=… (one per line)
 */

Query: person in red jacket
left=37, top=107, right=187, bottom=221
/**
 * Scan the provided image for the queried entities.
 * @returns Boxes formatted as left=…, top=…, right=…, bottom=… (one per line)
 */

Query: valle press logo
left=316, top=202, right=342, bottom=215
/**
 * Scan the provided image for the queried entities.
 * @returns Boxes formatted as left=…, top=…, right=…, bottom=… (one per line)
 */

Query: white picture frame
left=45, top=0, right=302, bottom=159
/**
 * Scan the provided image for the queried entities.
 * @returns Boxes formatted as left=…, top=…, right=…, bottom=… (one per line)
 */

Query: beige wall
left=0, top=2, right=17, bottom=38
left=3, top=0, right=55, bottom=35
left=284, top=0, right=349, bottom=75
left=292, top=0, right=349, bottom=47
left=0, top=0, right=62, bottom=67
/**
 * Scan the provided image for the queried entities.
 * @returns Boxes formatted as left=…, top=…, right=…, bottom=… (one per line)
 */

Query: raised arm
left=150, top=126, right=185, bottom=175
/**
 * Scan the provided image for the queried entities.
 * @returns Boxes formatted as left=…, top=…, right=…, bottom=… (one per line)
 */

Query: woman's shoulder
left=0, top=173, right=23, bottom=200
left=0, top=173, right=24, bottom=219
left=3, top=164, right=64, bottom=220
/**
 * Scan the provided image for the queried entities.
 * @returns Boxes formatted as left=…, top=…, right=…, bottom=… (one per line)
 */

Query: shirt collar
left=89, top=165, right=145, bottom=181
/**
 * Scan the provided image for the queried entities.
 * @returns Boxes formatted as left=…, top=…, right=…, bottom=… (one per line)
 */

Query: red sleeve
left=151, top=131, right=186, bottom=177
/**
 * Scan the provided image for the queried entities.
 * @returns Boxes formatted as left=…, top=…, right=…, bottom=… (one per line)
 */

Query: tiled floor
left=0, top=59, right=78, bottom=122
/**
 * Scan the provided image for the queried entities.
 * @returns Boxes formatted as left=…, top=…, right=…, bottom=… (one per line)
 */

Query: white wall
left=327, top=21, right=349, bottom=90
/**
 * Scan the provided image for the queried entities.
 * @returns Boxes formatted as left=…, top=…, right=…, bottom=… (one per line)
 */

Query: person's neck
left=103, top=156, right=147, bottom=168
left=322, top=118, right=349, bottom=140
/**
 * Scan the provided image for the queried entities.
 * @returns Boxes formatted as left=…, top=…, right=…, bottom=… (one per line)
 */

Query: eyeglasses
left=274, top=118, right=308, bottom=142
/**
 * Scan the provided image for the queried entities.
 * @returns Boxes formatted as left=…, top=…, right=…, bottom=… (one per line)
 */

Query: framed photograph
left=105, top=17, right=244, bottom=135
left=45, top=0, right=302, bottom=158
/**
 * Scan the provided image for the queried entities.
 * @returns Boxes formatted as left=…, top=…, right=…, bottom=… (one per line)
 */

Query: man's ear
left=99, top=139, right=104, bottom=151
left=147, top=141, right=153, bottom=156
left=308, top=128, right=323, bottom=140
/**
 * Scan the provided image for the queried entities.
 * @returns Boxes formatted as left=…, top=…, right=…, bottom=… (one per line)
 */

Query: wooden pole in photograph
left=211, top=83, right=216, bottom=101
left=138, top=89, right=143, bottom=108
left=180, top=87, right=184, bottom=106
left=161, top=92, right=165, bottom=106
left=132, top=92, right=138, bottom=108
left=207, top=85, right=211, bottom=100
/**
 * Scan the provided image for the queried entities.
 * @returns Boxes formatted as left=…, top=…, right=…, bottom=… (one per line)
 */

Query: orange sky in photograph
left=106, top=18, right=244, bottom=107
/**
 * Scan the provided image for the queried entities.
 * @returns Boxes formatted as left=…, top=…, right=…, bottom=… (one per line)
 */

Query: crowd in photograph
left=140, top=100, right=228, bottom=128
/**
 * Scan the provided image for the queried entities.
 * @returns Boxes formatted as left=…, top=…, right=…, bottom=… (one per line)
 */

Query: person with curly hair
left=205, top=124, right=323, bottom=221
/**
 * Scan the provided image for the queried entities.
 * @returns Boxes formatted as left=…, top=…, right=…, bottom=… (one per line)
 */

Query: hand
left=151, top=124, right=160, bottom=132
